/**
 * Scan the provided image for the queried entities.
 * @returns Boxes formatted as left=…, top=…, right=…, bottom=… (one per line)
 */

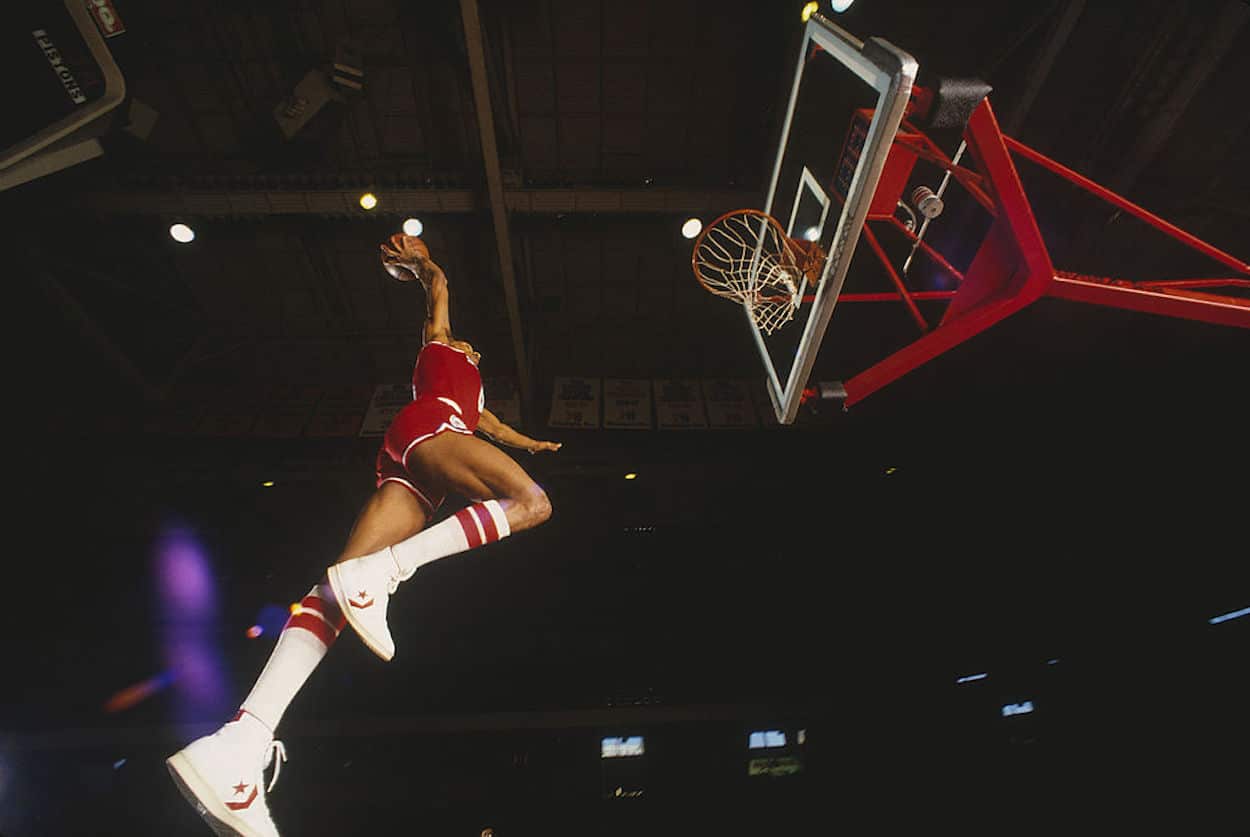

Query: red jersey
left=411, top=340, right=484, bottom=431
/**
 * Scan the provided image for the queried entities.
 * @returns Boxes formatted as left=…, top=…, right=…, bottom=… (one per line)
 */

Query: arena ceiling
left=4, top=0, right=1248, bottom=771
left=10, top=0, right=1248, bottom=430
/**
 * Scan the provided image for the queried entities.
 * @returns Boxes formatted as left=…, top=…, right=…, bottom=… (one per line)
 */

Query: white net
left=693, top=210, right=824, bottom=335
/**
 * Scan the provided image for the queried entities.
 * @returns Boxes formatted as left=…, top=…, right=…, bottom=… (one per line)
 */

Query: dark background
left=3, top=0, right=1248, bottom=835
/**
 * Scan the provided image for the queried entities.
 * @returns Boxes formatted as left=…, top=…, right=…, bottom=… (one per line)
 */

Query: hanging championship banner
left=702, top=379, right=758, bottom=429
left=254, top=385, right=319, bottom=438
left=548, top=377, right=600, bottom=429
left=483, top=376, right=522, bottom=428
left=653, top=379, right=708, bottom=430
left=306, top=385, right=371, bottom=438
left=751, top=378, right=781, bottom=426
left=198, top=387, right=260, bottom=437
left=603, top=378, right=653, bottom=430
left=359, top=383, right=413, bottom=437
left=143, top=395, right=205, bottom=437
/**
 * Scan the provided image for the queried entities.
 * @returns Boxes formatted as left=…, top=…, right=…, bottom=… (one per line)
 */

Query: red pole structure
left=1050, top=273, right=1250, bottom=329
left=1004, top=136, right=1250, bottom=276
left=1137, top=278, right=1250, bottom=290
left=861, top=223, right=929, bottom=333
left=881, top=216, right=967, bottom=283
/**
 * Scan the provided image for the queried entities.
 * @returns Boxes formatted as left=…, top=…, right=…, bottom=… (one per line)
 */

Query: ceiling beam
left=461, top=0, right=531, bottom=424
left=35, top=269, right=159, bottom=400
left=1063, top=2, right=1246, bottom=267
left=64, top=187, right=756, bottom=218
left=1109, top=0, right=1248, bottom=195
left=1002, top=0, right=1085, bottom=137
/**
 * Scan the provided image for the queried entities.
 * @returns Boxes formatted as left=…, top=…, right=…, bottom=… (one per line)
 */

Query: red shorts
left=374, top=395, right=476, bottom=514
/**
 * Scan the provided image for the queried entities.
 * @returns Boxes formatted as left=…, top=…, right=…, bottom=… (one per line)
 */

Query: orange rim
left=691, top=208, right=826, bottom=299
left=691, top=209, right=789, bottom=298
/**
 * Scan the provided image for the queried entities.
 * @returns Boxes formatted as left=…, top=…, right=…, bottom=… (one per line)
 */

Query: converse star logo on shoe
left=225, top=782, right=257, bottom=810
left=349, top=590, right=374, bottom=609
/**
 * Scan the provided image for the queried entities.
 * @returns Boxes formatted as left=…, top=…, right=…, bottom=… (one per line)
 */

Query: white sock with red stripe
left=391, top=499, right=511, bottom=579
left=239, top=578, right=345, bottom=732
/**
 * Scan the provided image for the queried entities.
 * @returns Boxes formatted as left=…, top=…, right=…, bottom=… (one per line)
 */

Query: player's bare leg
left=403, top=430, right=552, bottom=534
left=337, top=481, right=432, bottom=561
left=328, top=433, right=551, bottom=661
left=166, top=484, right=429, bottom=836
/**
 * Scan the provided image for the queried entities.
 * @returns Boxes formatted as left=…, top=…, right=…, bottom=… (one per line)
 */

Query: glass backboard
left=755, top=16, right=917, bottom=423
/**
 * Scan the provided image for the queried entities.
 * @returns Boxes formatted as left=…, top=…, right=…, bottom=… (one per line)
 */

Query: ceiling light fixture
left=403, top=217, right=424, bottom=236
left=169, top=223, right=195, bottom=243
left=681, top=218, right=703, bottom=239
left=1208, top=605, right=1250, bottom=625
left=359, top=192, right=378, bottom=210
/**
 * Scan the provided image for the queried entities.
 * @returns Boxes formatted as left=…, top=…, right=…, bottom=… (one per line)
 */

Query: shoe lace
left=386, top=546, right=414, bottom=594
left=262, top=740, right=288, bottom=793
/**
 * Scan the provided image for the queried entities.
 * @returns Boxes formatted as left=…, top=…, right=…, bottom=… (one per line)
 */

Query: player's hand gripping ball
left=380, top=234, right=431, bottom=282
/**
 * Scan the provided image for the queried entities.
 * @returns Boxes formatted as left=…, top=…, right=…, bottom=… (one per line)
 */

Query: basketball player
left=165, top=234, right=561, bottom=836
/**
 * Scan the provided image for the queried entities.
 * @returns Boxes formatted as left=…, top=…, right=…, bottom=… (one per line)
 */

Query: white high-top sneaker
left=326, top=548, right=407, bottom=661
left=166, top=710, right=287, bottom=837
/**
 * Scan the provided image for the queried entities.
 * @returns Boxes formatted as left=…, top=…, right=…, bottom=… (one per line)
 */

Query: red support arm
left=879, top=215, right=967, bottom=284
left=1051, top=272, right=1250, bottom=329
left=861, top=223, right=929, bottom=333
left=808, top=89, right=1249, bottom=410
left=1005, top=136, right=1250, bottom=277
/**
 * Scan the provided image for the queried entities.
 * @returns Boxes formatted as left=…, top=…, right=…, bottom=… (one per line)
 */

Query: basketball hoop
left=691, top=209, right=827, bottom=334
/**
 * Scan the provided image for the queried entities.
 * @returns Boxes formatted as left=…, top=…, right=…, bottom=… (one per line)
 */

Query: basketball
left=381, top=234, right=430, bottom=282
left=386, top=233, right=429, bottom=261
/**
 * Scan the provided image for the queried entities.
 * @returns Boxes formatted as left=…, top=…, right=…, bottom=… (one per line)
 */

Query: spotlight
left=403, top=217, right=424, bottom=236
left=359, top=192, right=378, bottom=210
left=246, top=625, right=264, bottom=639
left=832, top=0, right=854, bottom=12
left=801, top=2, right=819, bottom=21
left=624, top=473, right=638, bottom=480
left=261, top=481, right=275, bottom=488
left=681, top=218, right=702, bottom=239
left=169, top=223, right=195, bottom=243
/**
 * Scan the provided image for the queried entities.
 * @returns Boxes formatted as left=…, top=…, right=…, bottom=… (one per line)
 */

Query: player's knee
left=519, top=482, right=551, bottom=527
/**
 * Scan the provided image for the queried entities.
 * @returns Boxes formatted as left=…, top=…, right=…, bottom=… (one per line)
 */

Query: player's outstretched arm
left=380, top=234, right=451, bottom=343
left=417, top=260, right=452, bottom=345
left=477, top=409, right=562, bottom=454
